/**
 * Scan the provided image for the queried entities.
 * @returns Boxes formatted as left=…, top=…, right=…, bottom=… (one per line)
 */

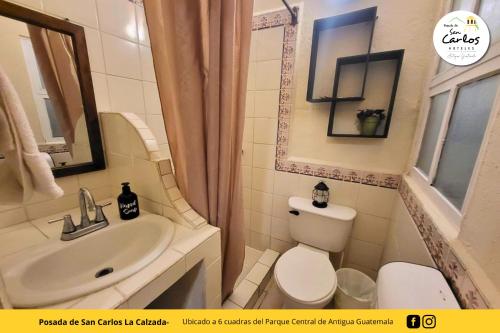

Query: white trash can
left=333, top=268, right=376, bottom=309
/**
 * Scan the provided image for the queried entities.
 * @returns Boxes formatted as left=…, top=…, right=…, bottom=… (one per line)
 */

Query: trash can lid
left=274, top=246, right=337, bottom=304
left=376, top=262, right=460, bottom=309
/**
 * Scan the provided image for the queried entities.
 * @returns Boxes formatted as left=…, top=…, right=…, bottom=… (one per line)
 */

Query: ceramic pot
left=361, top=116, right=380, bottom=136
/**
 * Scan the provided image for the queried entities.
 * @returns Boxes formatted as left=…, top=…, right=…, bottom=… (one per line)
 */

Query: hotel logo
left=433, top=10, right=490, bottom=66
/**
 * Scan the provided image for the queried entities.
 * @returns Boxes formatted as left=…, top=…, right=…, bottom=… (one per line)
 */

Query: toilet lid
left=274, top=246, right=337, bottom=304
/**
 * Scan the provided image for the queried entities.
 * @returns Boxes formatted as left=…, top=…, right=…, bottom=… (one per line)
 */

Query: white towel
left=0, top=65, right=63, bottom=204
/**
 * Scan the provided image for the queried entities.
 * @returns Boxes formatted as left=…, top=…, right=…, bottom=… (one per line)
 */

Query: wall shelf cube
left=306, top=7, right=377, bottom=103
left=327, top=49, right=405, bottom=138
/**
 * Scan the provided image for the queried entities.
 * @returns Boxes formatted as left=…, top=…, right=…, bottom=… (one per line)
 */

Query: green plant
left=356, top=109, right=386, bottom=122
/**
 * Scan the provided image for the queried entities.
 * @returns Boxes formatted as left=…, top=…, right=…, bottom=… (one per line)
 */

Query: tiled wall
left=243, top=8, right=397, bottom=279
left=0, top=0, right=170, bottom=228
left=100, top=112, right=207, bottom=231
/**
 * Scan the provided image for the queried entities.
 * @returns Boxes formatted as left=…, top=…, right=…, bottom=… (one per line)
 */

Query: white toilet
left=274, top=196, right=460, bottom=309
left=274, top=196, right=357, bottom=308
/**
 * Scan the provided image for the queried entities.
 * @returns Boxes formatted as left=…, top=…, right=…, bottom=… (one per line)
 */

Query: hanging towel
left=0, top=65, right=63, bottom=204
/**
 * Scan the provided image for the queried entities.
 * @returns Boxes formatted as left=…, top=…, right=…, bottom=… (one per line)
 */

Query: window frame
left=410, top=0, right=500, bottom=228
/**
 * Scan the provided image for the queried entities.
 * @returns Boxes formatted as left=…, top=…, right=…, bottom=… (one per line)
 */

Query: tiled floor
left=223, top=246, right=279, bottom=309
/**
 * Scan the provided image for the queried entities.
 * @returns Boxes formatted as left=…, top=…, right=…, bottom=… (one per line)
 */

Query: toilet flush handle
left=289, top=210, right=299, bottom=216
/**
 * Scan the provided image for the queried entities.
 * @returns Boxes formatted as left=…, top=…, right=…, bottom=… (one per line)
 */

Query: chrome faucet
left=49, top=188, right=111, bottom=241
left=79, top=187, right=96, bottom=228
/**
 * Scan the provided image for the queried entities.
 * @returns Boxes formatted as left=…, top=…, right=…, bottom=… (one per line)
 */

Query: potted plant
left=356, top=109, right=385, bottom=136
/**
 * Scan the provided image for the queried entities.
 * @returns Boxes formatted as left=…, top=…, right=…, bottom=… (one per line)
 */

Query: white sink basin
left=0, top=214, right=175, bottom=308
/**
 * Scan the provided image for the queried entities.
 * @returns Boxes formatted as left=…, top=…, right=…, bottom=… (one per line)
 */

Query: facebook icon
left=407, top=315, right=421, bottom=329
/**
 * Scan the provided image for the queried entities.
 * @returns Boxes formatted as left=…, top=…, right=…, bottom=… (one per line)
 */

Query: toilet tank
left=288, top=196, right=356, bottom=252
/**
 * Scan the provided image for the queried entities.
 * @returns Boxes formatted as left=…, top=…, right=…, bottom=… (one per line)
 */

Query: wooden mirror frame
left=0, top=0, right=105, bottom=177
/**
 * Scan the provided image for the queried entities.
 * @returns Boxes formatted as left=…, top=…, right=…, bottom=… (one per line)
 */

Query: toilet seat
left=274, top=245, right=337, bottom=305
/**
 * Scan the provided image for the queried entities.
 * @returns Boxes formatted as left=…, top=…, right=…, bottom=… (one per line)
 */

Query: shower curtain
left=28, top=25, right=83, bottom=152
left=144, top=0, right=253, bottom=300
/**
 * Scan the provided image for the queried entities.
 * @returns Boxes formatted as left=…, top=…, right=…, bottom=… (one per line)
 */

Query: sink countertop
left=0, top=199, right=220, bottom=309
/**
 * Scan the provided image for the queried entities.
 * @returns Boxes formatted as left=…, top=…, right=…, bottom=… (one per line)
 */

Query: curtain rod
left=281, top=0, right=298, bottom=25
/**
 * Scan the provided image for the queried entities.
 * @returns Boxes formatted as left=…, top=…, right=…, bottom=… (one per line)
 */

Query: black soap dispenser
left=117, top=182, right=140, bottom=220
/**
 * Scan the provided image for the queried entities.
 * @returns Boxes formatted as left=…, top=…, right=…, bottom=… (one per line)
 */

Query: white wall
left=254, top=0, right=441, bottom=174
left=381, top=195, right=435, bottom=268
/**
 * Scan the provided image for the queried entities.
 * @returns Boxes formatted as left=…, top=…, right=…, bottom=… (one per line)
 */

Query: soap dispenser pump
left=117, top=182, right=139, bottom=220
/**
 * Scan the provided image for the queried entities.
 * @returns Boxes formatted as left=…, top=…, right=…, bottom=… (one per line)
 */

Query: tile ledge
left=449, top=241, right=500, bottom=308
left=403, top=175, right=459, bottom=241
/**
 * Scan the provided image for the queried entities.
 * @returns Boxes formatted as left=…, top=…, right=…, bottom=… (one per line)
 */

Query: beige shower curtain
left=28, top=25, right=83, bottom=151
left=144, top=0, right=253, bottom=299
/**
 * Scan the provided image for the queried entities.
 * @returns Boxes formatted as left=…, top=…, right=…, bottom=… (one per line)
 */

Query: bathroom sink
left=0, top=214, right=175, bottom=308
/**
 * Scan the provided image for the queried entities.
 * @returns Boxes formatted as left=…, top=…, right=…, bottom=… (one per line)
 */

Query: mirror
left=0, top=1, right=104, bottom=177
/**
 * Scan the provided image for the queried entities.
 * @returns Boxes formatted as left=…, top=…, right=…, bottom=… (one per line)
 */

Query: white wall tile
left=91, top=72, right=110, bottom=111
left=250, top=231, right=270, bottom=251
left=381, top=196, right=436, bottom=268
left=96, top=0, right=137, bottom=41
left=44, top=0, right=98, bottom=28
left=252, top=168, right=274, bottom=193
left=246, top=91, right=255, bottom=118
left=241, top=142, right=253, bottom=166
left=242, top=165, right=252, bottom=189
left=255, top=60, right=281, bottom=90
left=142, top=81, right=161, bottom=115
left=270, top=237, right=294, bottom=253
left=135, top=5, right=150, bottom=46
left=271, top=216, right=292, bottom=242
left=271, top=194, right=289, bottom=220
left=107, top=75, right=145, bottom=114
left=243, top=118, right=254, bottom=143
left=12, top=0, right=42, bottom=10
left=330, top=180, right=359, bottom=208
left=251, top=190, right=273, bottom=215
left=256, top=26, right=284, bottom=61
left=252, top=144, right=275, bottom=169
left=84, top=27, right=105, bottom=73
left=139, top=46, right=156, bottom=82
left=346, top=239, right=383, bottom=271
left=351, top=213, right=389, bottom=246
left=254, top=90, right=280, bottom=118
left=273, top=171, right=300, bottom=197
left=250, top=211, right=271, bottom=235
left=253, top=118, right=277, bottom=144
left=146, top=114, right=168, bottom=145
left=101, top=33, right=141, bottom=79
left=357, top=185, right=396, bottom=218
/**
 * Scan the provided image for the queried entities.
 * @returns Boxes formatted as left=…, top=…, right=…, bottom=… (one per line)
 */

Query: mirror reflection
left=0, top=16, right=91, bottom=167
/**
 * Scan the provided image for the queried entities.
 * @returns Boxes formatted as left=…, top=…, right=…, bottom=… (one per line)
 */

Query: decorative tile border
left=398, top=178, right=489, bottom=309
left=252, top=9, right=401, bottom=189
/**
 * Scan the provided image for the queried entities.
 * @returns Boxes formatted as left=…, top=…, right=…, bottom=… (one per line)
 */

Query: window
left=413, top=0, right=500, bottom=226
left=416, top=92, right=449, bottom=175
left=432, top=76, right=499, bottom=209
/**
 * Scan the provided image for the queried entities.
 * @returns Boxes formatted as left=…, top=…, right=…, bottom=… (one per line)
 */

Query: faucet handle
left=49, top=215, right=76, bottom=234
left=95, top=202, right=112, bottom=223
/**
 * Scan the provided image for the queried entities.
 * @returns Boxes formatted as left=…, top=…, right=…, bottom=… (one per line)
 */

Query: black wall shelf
left=327, top=49, right=405, bottom=138
left=306, top=7, right=377, bottom=103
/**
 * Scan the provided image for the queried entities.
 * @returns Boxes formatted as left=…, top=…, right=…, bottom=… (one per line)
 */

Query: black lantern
left=312, top=181, right=329, bottom=208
